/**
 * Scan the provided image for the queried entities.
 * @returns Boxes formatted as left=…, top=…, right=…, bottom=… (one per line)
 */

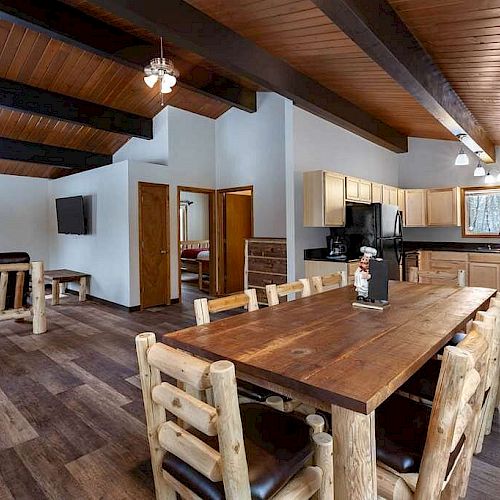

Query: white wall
left=400, top=138, right=500, bottom=243
left=113, top=106, right=168, bottom=165
left=290, top=106, right=401, bottom=278
left=181, top=191, right=210, bottom=241
left=0, top=174, right=50, bottom=262
left=127, top=107, right=216, bottom=305
left=216, top=92, right=288, bottom=238
left=48, top=162, right=131, bottom=306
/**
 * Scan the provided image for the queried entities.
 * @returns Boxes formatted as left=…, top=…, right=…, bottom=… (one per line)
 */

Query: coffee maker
left=326, top=234, right=347, bottom=260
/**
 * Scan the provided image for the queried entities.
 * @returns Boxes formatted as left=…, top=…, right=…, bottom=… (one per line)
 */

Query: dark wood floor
left=0, top=288, right=498, bottom=499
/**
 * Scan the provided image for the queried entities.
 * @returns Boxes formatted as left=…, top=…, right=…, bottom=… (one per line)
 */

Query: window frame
left=461, top=185, right=500, bottom=238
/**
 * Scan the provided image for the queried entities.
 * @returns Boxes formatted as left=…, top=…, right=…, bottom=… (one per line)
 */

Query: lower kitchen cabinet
left=305, top=260, right=359, bottom=286
left=468, top=254, right=500, bottom=290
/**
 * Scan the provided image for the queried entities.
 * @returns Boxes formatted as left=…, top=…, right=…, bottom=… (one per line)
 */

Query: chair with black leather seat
left=311, top=271, right=347, bottom=294
left=135, top=332, right=334, bottom=500
left=0, top=253, right=46, bottom=335
left=266, top=279, right=312, bottom=306
left=376, top=320, right=493, bottom=500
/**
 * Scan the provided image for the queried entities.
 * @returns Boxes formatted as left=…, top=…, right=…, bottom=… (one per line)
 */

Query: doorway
left=177, top=186, right=216, bottom=303
left=139, top=182, right=170, bottom=309
left=217, top=186, right=253, bottom=294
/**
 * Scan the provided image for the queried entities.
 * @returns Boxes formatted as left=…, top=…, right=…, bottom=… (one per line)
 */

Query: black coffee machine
left=326, top=234, right=347, bottom=260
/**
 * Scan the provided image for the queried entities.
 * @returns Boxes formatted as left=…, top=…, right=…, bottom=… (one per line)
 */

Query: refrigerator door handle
left=394, top=239, right=403, bottom=265
left=395, top=210, right=403, bottom=238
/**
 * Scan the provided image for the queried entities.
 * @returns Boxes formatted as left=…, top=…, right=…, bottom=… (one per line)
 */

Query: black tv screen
left=56, top=196, right=86, bottom=234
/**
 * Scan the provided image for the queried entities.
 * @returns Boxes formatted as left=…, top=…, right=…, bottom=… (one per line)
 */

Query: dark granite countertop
left=304, top=248, right=360, bottom=262
left=403, top=241, right=500, bottom=254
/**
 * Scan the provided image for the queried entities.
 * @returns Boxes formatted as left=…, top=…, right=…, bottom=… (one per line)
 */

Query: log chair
left=311, top=271, right=347, bottom=294
left=266, top=279, right=312, bottom=307
left=376, top=320, right=493, bottom=500
left=0, top=260, right=46, bottom=334
left=135, top=332, right=334, bottom=500
left=408, top=267, right=466, bottom=287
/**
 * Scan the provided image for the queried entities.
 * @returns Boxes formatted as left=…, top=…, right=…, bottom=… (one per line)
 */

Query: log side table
left=44, top=269, right=90, bottom=305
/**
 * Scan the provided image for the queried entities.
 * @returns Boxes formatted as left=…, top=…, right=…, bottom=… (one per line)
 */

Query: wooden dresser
left=245, top=238, right=287, bottom=305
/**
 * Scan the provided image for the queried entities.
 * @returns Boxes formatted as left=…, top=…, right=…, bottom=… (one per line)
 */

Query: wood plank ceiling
left=0, top=16, right=231, bottom=178
left=388, top=0, right=500, bottom=145
left=185, top=0, right=455, bottom=141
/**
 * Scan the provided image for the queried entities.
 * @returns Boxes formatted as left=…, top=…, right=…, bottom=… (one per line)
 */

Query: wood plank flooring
left=0, top=287, right=498, bottom=499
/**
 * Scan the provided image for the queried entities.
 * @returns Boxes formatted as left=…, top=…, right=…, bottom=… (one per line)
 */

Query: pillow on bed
left=197, top=250, right=210, bottom=261
left=181, top=248, right=208, bottom=259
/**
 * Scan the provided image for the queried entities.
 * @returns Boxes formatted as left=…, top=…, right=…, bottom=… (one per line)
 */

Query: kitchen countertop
left=304, top=248, right=360, bottom=262
left=404, top=241, right=500, bottom=254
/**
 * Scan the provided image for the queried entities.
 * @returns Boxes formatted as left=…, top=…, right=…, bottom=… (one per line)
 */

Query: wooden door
left=345, top=177, right=360, bottom=201
left=139, top=182, right=170, bottom=308
left=224, top=193, right=252, bottom=293
left=324, top=172, right=345, bottom=226
left=358, top=180, right=372, bottom=203
left=389, top=187, right=398, bottom=206
left=405, top=189, right=427, bottom=227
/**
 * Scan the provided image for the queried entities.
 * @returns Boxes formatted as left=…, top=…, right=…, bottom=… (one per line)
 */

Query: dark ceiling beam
left=0, top=0, right=255, bottom=113
left=0, top=137, right=112, bottom=170
left=76, top=0, right=408, bottom=153
left=310, top=0, right=496, bottom=163
left=0, top=78, right=152, bottom=139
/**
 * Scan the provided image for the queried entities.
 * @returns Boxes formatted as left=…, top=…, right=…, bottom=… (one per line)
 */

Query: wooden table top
left=163, top=282, right=495, bottom=414
left=44, top=269, right=90, bottom=281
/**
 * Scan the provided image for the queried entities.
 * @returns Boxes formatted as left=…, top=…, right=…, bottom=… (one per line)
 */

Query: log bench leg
left=79, top=276, right=87, bottom=302
left=331, top=405, right=377, bottom=500
left=52, top=279, right=60, bottom=306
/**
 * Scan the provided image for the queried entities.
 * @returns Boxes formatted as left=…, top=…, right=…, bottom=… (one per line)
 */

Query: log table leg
left=331, top=405, right=377, bottom=500
left=52, top=279, right=60, bottom=306
left=79, top=277, right=87, bottom=302
left=32, top=261, right=47, bottom=334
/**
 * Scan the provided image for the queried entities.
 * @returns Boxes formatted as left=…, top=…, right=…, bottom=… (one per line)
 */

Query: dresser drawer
left=248, top=256, right=286, bottom=275
left=247, top=272, right=287, bottom=288
left=247, top=241, right=286, bottom=258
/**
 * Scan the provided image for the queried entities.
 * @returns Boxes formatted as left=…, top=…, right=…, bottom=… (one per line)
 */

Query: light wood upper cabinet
left=372, top=183, right=382, bottom=203
left=345, top=176, right=371, bottom=204
left=304, top=170, right=345, bottom=227
left=382, top=185, right=398, bottom=206
left=397, top=189, right=406, bottom=223
left=404, top=189, right=427, bottom=227
left=426, top=187, right=460, bottom=227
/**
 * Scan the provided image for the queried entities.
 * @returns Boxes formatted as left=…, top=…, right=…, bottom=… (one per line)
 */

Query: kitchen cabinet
left=382, top=185, right=398, bottom=206
left=305, top=259, right=359, bottom=286
left=426, top=187, right=460, bottom=227
left=345, top=176, right=372, bottom=204
left=304, top=170, right=345, bottom=227
left=468, top=253, right=500, bottom=290
left=397, top=189, right=406, bottom=224
left=404, top=189, right=427, bottom=227
left=372, top=183, right=383, bottom=203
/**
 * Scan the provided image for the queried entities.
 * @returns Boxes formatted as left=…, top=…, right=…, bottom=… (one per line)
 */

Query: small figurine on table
left=354, top=246, right=378, bottom=302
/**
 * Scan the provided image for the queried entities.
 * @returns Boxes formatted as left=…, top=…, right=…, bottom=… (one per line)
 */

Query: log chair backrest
left=0, top=252, right=30, bottom=309
left=415, top=320, right=493, bottom=499
left=417, top=269, right=466, bottom=287
left=194, top=289, right=259, bottom=326
left=136, top=332, right=252, bottom=500
left=311, top=271, right=347, bottom=294
left=265, top=278, right=312, bottom=307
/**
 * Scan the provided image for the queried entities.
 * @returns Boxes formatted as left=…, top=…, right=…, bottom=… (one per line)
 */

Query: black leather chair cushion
left=401, top=332, right=467, bottom=401
left=237, top=380, right=277, bottom=403
left=376, top=394, right=465, bottom=475
left=0, top=252, right=30, bottom=309
left=162, top=403, right=313, bottom=500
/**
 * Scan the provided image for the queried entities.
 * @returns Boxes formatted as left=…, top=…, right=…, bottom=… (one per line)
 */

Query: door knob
left=160, top=250, right=167, bottom=254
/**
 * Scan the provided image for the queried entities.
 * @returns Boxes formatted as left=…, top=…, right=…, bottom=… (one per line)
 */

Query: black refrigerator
left=331, top=203, right=403, bottom=280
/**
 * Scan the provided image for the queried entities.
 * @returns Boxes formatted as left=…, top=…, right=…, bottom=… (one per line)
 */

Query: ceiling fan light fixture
left=143, top=37, right=179, bottom=104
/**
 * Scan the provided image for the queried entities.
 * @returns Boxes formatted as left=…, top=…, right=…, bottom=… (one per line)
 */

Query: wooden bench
left=45, top=269, right=90, bottom=305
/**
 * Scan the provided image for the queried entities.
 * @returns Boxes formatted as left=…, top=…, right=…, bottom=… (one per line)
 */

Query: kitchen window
left=462, top=186, right=500, bottom=237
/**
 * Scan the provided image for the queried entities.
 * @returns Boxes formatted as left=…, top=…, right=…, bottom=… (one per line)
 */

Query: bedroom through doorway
left=177, top=186, right=216, bottom=303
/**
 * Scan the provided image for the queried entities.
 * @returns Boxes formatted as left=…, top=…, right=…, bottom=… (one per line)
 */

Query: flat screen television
left=56, top=196, right=87, bottom=234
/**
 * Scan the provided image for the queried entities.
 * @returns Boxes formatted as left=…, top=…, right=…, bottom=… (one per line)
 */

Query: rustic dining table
left=162, top=281, right=496, bottom=500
